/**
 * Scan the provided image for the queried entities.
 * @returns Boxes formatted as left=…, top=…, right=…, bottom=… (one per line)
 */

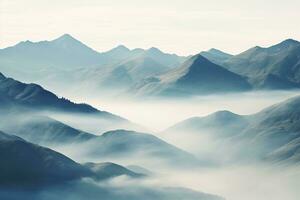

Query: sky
left=0, top=0, right=299, bottom=55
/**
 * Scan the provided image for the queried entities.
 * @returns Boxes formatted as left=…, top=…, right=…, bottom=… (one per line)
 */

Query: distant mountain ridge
left=0, top=72, right=143, bottom=134
left=0, top=130, right=144, bottom=186
left=1, top=36, right=300, bottom=96
left=0, top=34, right=186, bottom=71
left=71, top=129, right=200, bottom=168
left=0, top=72, right=122, bottom=117
left=165, top=95, right=300, bottom=164
left=0, top=130, right=90, bottom=186
left=133, top=54, right=251, bottom=97
left=220, top=39, right=300, bottom=89
left=0, top=34, right=186, bottom=96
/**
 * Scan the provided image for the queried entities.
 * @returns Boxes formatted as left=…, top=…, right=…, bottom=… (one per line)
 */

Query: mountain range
left=203, top=39, right=300, bottom=89
left=0, top=34, right=186, bottom=96
left=0, top=74, right=200, bottom=168
left=1, top=35, right=300, bottom=97
left=132, top=54, right=251, bottom=96
left=0, top=72, right=140, bottom=133
left=0, top=130, right=143, bottom=186
left=164, top=95, right=300, bottom=164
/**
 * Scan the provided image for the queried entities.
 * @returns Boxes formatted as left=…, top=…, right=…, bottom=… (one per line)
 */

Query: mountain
left=76, top=129, right=199, bottom=167
left=0, top=35, right=187, bottom=96
left=0, top=34, right=103, bottom=69
left=78, top=55, right=171, bottom=93
left=239, top=95, right=300, bottom=159
left=0, top=130, right=90, bottom=186
left=222, top=39, right=300, bottom=89
left=0, top=72, right=138, bottom=133
left=113, top=55, right=170, bottom=80
left=138, top=47, right=186, bottom=68
left=165, top=95, right=300, bottom=164
left=165, top=111, right=248, bottom=137
left=0, top=113, right=95, bottom=145
left=133, top=54, right=251, bottom=97
left=0, top=130, right=146, bottom=187
left=101, top=45, right=132, bottom=62
left=0, top=72, right=123, bottom=117
left=101, top=45, right=186, bottom=68
left=0, top=34, right=106, bottom=84
left=0, top=34, right=185, bottom=90
left=200, top=48, right=233, bottom=66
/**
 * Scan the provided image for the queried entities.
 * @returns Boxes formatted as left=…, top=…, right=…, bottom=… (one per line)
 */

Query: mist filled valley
left=48, top=90, right=300, bottom=200
left=1, top=15, right=300, bottom=199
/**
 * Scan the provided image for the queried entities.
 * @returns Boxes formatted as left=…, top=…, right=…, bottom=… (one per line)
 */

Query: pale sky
left=0, top=0, right=299, bottom=55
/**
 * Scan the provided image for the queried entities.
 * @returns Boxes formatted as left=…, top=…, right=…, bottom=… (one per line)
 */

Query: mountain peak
left=53, top=34, right=79, bottom=43
left=108, top=45, right=130, bottom=53
left=208, top=110, right=240, bottom=119
left=147, top=47, right=163, bottom=54
left=208, top=48, right=222, bottom=53
left=179, top=54, right=216, bottom=73
left=116, top=44, right=129, bottom=50
left=269, top=38, right=300, bottom=51
left=192, top=54, right=211, bottom=64
left=281, top=38, right=299, bottom=45
left=58, top=33, right=75, bottom=40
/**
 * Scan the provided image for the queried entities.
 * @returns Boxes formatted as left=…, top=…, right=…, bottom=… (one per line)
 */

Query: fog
left=52, top=90, right=300, bottom=200
left=2, top=90, right=300, bottom=200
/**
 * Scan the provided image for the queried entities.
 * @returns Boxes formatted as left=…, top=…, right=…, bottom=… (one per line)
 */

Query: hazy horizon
left=1, top=0, right=300, bottom=55
left=1, top=1, right=300, bottom=200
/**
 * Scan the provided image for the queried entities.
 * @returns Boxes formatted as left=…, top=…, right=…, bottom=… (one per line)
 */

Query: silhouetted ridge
left=0, top=131, right=90, bottom=186
left=0, top=73, right=126, bottom=123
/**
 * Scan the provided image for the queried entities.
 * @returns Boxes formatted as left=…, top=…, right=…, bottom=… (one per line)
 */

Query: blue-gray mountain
left=132, top=55, right=251, bottom=97
left=200, top=48, right=233, bottom=66
left=0, top=113, right=94, bottom=145
left=165, top=95, right=300, bottom=164
left=1, top=35, right=300, bottom=96
left=0, top=72, right=139, bottom=133
left=75, top=55, right=172, bottom=94
left=0, top=130, right=89, bottom=186
left=0, top=131, right=222, bottom=200
left=0, top=34, right=185, bottom=95
left=204, top=39, right=300, bottom=89
left=79, top=129, right=199, bottom=167
left=0, top=73, right=201, bottom=168
left=0, top=131, right=143, bottom=186
left=0, top=72, right=111, bottom=115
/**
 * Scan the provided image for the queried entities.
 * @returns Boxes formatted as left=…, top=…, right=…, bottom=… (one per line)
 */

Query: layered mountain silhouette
left=219, top=39, right=300, bottom=89
left=0, top=34, right=104, bottom=82
left=0, top=72, right=126, bottom=117
left=0, top=113, right=95, bottom=145
left=1, top=35, right=300, bottom=96
left=0, top=130, right=90, bottom=186
left=76, top=55, right=171, bottom=93
left=0, top=34, right=185, bottom=90
left=165, top=110, right=248, bottom=137
left=102, top=45, right=186, bottom=68
left=73, top=129, right=200, bottom=167
left=0, top=73, right=200, bottom=167
left=133, top=55, right=251, bottom=96
left=0, top=130, right=223, bottom=200
left=165, top=95, right=300, bottom=163
left=0, top=130, right=145, bottom=187
left=0, top=72, right=141, bottom=134
left=0, top=34, right=102, bottom=68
